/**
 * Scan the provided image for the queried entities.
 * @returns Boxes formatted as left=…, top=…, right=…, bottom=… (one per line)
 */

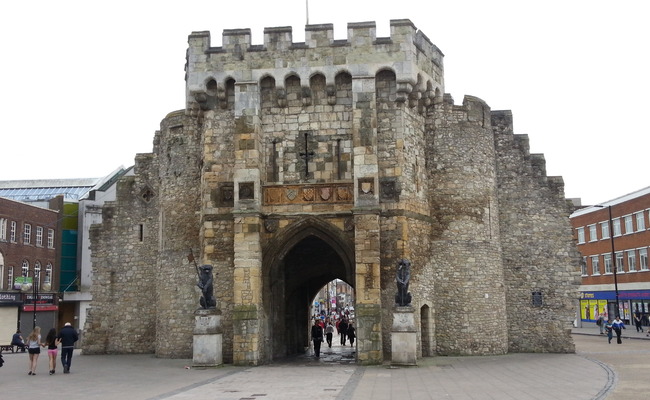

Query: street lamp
left=595, top=204, right=620, bottom=317
left=20, top=269, right=39, bottom=330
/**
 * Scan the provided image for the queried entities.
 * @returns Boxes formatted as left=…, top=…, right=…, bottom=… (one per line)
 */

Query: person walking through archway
left=338, top=317, right=348, bottom=346
left=311, top=319, right=324, bottom=358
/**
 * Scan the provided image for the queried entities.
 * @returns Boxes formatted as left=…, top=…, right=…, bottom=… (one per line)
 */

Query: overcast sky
left=1, top=0, right=647, bottom=205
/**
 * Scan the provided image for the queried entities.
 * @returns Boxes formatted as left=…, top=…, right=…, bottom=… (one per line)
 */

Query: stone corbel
left=395, top=80, right=413, bottom=103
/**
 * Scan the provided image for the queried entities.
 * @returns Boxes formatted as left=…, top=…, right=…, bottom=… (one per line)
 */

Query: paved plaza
left=1, top=328, right=648, bottom=399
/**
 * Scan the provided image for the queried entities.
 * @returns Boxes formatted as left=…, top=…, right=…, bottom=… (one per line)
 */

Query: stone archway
left=262, top=217, right=355, bottom=360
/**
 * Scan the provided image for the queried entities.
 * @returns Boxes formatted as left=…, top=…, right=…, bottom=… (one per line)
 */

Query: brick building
left=570, top=186, right=650, bottom=326
left=0, top=197, right=61, bottom=338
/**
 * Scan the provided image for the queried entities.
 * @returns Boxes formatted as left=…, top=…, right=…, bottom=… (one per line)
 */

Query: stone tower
left=83, top=20, right=580, bottom=365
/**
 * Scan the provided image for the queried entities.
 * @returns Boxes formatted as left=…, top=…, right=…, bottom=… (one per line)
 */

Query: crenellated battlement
left=185, top=19, right=444, bottom=110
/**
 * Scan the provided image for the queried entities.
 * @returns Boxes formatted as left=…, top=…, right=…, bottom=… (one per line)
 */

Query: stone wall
left=83, top=19, right=580, bottom=364
left=492, top=110, right=580, bottom=352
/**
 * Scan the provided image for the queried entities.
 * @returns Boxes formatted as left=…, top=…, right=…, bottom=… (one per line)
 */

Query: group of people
left=597, top=315, right=627, bottom=344
left=10, top=323, right=79, bottom=375
left=310, top=316, right=356, bottom=357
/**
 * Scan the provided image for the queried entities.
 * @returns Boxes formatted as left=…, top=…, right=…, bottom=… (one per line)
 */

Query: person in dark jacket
left=56, top=322, right=78, bottom=373
left=311, top=319, right=324, bottom=358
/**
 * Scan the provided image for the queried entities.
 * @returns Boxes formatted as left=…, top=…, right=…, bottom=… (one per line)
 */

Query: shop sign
left=0, top=292, right=22, bottom=306
left=24, top=293, right=56, bottom=306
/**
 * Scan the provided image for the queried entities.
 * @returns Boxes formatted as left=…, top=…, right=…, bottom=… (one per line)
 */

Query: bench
left=0, top=344, right=15, bottom=353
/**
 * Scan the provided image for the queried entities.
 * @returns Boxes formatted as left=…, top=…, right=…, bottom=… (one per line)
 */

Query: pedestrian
left=338, top=318, right=348, bottom=346
left=11, top=329, right=26, bottom=352
left=612, top=316, right=625, bottom=344
left=26, top=326, right=42, bottom=375
left=605, top=319, right=613, bottom=344
left=325, top=320, right=334, bottom=348
left=44, top=328, right=60, bottom=375
left=56, top=322, right=78, bottom=373
left=347, top=322, right=356, bottom=346
left=633, top=308, right=643, bottom=333
left=311, top=319, right=324, bottom=358
left=596, top=313, right=605, bottom=334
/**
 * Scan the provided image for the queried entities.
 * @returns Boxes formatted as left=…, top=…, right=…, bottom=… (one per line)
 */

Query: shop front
left=580, top=290, right=650, bottom=326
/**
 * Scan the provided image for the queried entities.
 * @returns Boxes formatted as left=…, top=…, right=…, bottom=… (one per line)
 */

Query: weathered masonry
left=83, top=20, right=580, bottom=365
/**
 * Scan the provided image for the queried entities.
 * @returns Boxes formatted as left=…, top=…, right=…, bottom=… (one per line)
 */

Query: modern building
left=570, top=186, right=650, bottom=326
left=0, top=196, right=61, bottom=338
left=0, top=168, right=129, bottom=336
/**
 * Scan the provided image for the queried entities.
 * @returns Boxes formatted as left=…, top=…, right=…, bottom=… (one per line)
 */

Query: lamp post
left=20, top=269, right=39, bottom=330
left=595, top=204, right=620, bottom=317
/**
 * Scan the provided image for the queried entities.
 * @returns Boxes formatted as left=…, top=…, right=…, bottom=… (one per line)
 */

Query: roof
left=570, top=185, right=650, bottom=218
left=0, top=167, right=128, bottom=203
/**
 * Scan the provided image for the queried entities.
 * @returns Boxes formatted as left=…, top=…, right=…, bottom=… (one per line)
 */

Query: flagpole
left=306, top=0, right=309, bottom=25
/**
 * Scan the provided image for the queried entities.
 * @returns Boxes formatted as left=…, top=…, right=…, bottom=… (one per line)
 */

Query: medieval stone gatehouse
left=83, top=20, right=580, bottom=365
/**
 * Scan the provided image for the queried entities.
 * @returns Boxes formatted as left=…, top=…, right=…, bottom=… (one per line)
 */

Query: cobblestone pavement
left=0, top=331, right=647, bottom=399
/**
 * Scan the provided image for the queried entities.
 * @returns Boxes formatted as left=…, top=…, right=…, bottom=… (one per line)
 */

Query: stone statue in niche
left=395, top=259, right=412, bottom=306
left=197, top=265, right=216, bottom=309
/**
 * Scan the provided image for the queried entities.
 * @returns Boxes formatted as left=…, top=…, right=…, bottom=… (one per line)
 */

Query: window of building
left=21, top=260, right=29, bottom=277
left=47, top=228, right=54, bottom=248
left=36, top=226, right=43, bottom=247
left=591, top=256, right=600, bottom=275
left=601, top=221, right=610, bottom=239
left=23, top=223, right=31, bottom=244
left=7, top=267, right=14, bottom=290
left=577, top=227, right=585, bottom=244
left=640, top=248, right=648, bottom=271
left=628, top=250, right=637, bottom=272
left=613, top=218, right=622, bottom=237
left=616, top=252, right=624, bottom=273
left=34, top=261, right=41, bottom=289
left=0, top=218, right=7, bottom=240
left=0, top=264, right=3, bottom=290
left=636, top=212, right=646, bottom=231
left=44, top=263, right=52, bottom=287
left=604, top=254, right=612, bottom=274
left=588, top=224, right=597, bottom=242
left=10, top=221, right=17, bottom=242
left=624, top=215, right=633, bottom=234
left=581, top=257, right=587, bottom=276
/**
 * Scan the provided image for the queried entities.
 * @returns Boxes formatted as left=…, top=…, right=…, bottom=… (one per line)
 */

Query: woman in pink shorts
left=44, top=328, right=60, bottom=375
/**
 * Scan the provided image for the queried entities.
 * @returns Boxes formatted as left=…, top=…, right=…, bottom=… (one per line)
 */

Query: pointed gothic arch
left=261, top=216, right=355, bottom=360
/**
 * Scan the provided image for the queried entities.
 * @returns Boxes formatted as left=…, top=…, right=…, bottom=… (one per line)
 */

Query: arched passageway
left=263, top=217, right=355, bottom=361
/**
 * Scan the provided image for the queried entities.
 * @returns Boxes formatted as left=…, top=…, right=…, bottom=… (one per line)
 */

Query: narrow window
left=601, top=221, right=610, bottom=239
left=23, top=223, right=31, bottom=244
left=604, top=254, right=612, bottom=274
left=591, top=256, right=600, bottom=275
left=624, top=215, right=633, bottom=234
left=613, top=218, right=621, bottom=237
left=616, top=252, right=624, bottom=273
left=0, top=218, right=7, bottom=240
left=577, top=227, right=585, bottom=244
left=139, top=224, right=144, bottom=242
left=531, top=292, right=543, bottom=307
left=21, top=260, right=29, bottom=277
left=640, top=249, right=648, bottom=270
left=7, top=267, right=14, bottom=290
left=34, top=261, right=41, bottom=289
left=44, top=263, right=53, bottom=287
left=47, top=228, right=54, bottom=248
left=635, top=212, right=645, bottom=231
left=10, top=221, right=17, bottom=242
left=627, top=250, right=637, bottom=272
left=588, top=224, right=597, bottom=241
left=581, top=257, right=587, bottom=276
left=36, top=226, right=43, bottom=246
